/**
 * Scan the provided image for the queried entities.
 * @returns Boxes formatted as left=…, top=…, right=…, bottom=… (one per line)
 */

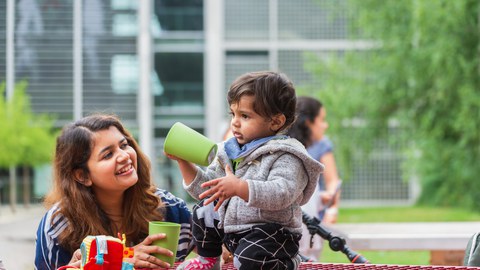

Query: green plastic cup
left=164, top=122, right=217, bottom=166
left=149, top=221, right=181, bottom=266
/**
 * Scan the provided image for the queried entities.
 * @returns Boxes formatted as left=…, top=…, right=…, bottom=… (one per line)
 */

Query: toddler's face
left=229, top=95, right=277, bottom=145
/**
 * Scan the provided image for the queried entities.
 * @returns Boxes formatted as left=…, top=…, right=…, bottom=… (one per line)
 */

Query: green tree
left=0, top=81, right=56, bottom=209
left=309, top=0, right=480, bottom=209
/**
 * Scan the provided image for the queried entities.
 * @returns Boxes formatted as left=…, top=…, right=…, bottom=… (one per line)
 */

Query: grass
left=337, top=206, right=480, bottom=223
left=318, top=205, right=480, bottom=265
left=322, top=248, right=431, bottom=265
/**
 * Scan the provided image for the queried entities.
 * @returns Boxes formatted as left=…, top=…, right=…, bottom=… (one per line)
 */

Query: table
left=148, top=262, right=480, bottom=269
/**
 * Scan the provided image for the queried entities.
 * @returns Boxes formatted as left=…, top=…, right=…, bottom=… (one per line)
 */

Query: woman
left=34, top=114, right=192, bottom=270
left=288, top=96, right=342, bottom=261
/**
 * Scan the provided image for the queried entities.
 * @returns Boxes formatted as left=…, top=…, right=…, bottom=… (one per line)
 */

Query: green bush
left=0, top=81, right=56, bottom=168
left=308, top=0, right=480, bottom=210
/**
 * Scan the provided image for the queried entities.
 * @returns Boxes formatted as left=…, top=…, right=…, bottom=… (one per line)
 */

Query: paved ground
left=0, top=204, right=45, bottom=270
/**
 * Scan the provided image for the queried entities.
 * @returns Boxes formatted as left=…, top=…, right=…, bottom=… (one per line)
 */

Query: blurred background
left=1, top=0, right=480, bottom=269
left=0, top=0, right=418, bottom=209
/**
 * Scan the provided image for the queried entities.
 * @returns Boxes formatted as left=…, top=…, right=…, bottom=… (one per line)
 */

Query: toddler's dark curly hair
left=227, top=71, right=297, bottom=133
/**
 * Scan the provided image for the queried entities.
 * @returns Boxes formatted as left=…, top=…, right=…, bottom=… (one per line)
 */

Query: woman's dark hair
left=288, top=96, right=323, bottom=147
left=45, top=113, right=163, bottom=252
left=227, top=71, right=297, bottom=133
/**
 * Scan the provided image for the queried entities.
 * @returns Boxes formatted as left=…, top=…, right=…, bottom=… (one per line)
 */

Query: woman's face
left=84, top=126, right=138, bottom=196
left=307, top=107, right=328, bottom=142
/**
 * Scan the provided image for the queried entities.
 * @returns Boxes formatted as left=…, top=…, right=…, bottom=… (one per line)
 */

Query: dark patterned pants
left=191, top=199, right=301, bottom=269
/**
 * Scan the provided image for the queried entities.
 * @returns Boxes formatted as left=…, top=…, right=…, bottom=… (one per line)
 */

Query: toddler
left=168, top=71, right=323, bottom=270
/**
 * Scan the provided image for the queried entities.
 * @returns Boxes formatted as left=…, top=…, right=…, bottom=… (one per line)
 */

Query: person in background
left=167, top=71, right=323, bottom=270
left=287, top=96, right=342, bottom=261
left=34, top=114, right=192, bottom=270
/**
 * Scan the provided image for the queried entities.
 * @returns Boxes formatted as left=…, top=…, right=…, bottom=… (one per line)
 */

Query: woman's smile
left=116, top=164, right=134, bottom=176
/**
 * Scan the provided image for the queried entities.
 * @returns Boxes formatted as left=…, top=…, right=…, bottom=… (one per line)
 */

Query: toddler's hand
left=164, top=151, right=180, bottom=161
left=200, top=165, right=238, bottom=211
left=164, top=152, right=190, bottom=165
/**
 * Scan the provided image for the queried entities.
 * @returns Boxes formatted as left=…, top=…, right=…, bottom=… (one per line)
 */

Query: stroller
left=301, top=211, right=369, bottom=263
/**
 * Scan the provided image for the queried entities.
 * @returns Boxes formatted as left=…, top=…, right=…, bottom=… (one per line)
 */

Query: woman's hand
left=67, top=249, right=82, bottom=268
left=128, top=233, right=175, bottom=269
left=319, top=189, right=339, bottom=224
left=319, top=191, right=334, bottom=205
left=322, top=207, right=338, bottom=224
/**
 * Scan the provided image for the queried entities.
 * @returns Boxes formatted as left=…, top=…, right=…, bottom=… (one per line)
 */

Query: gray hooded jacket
left=183, top=137, right=323, bottom=234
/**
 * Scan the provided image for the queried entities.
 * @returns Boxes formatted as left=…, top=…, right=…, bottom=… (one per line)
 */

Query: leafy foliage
left=0, top=81, right=56, bottom=168
left=308, top=0, right=480, bottom=209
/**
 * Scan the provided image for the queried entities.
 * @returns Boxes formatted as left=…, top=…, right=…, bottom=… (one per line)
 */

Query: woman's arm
left=319, top=151, right=341, bottom=223
left=35, top=210, right=72, bottom=270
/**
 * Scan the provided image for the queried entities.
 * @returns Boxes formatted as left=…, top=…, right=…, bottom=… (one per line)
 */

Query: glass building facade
left=0, top=0, right=414, bottom=205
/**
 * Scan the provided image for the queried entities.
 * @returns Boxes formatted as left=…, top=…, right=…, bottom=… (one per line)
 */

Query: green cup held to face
left=148, top=221, right=181, bottom=266
left=164, top=122, right=218, bottom=166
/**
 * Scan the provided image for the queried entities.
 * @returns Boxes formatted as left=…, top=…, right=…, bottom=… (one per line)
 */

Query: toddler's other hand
left=200, top=165, right=238, bottom=211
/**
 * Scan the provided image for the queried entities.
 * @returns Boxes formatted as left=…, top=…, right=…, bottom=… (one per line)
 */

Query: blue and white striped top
left=34, top=188, right=192, bottom=270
